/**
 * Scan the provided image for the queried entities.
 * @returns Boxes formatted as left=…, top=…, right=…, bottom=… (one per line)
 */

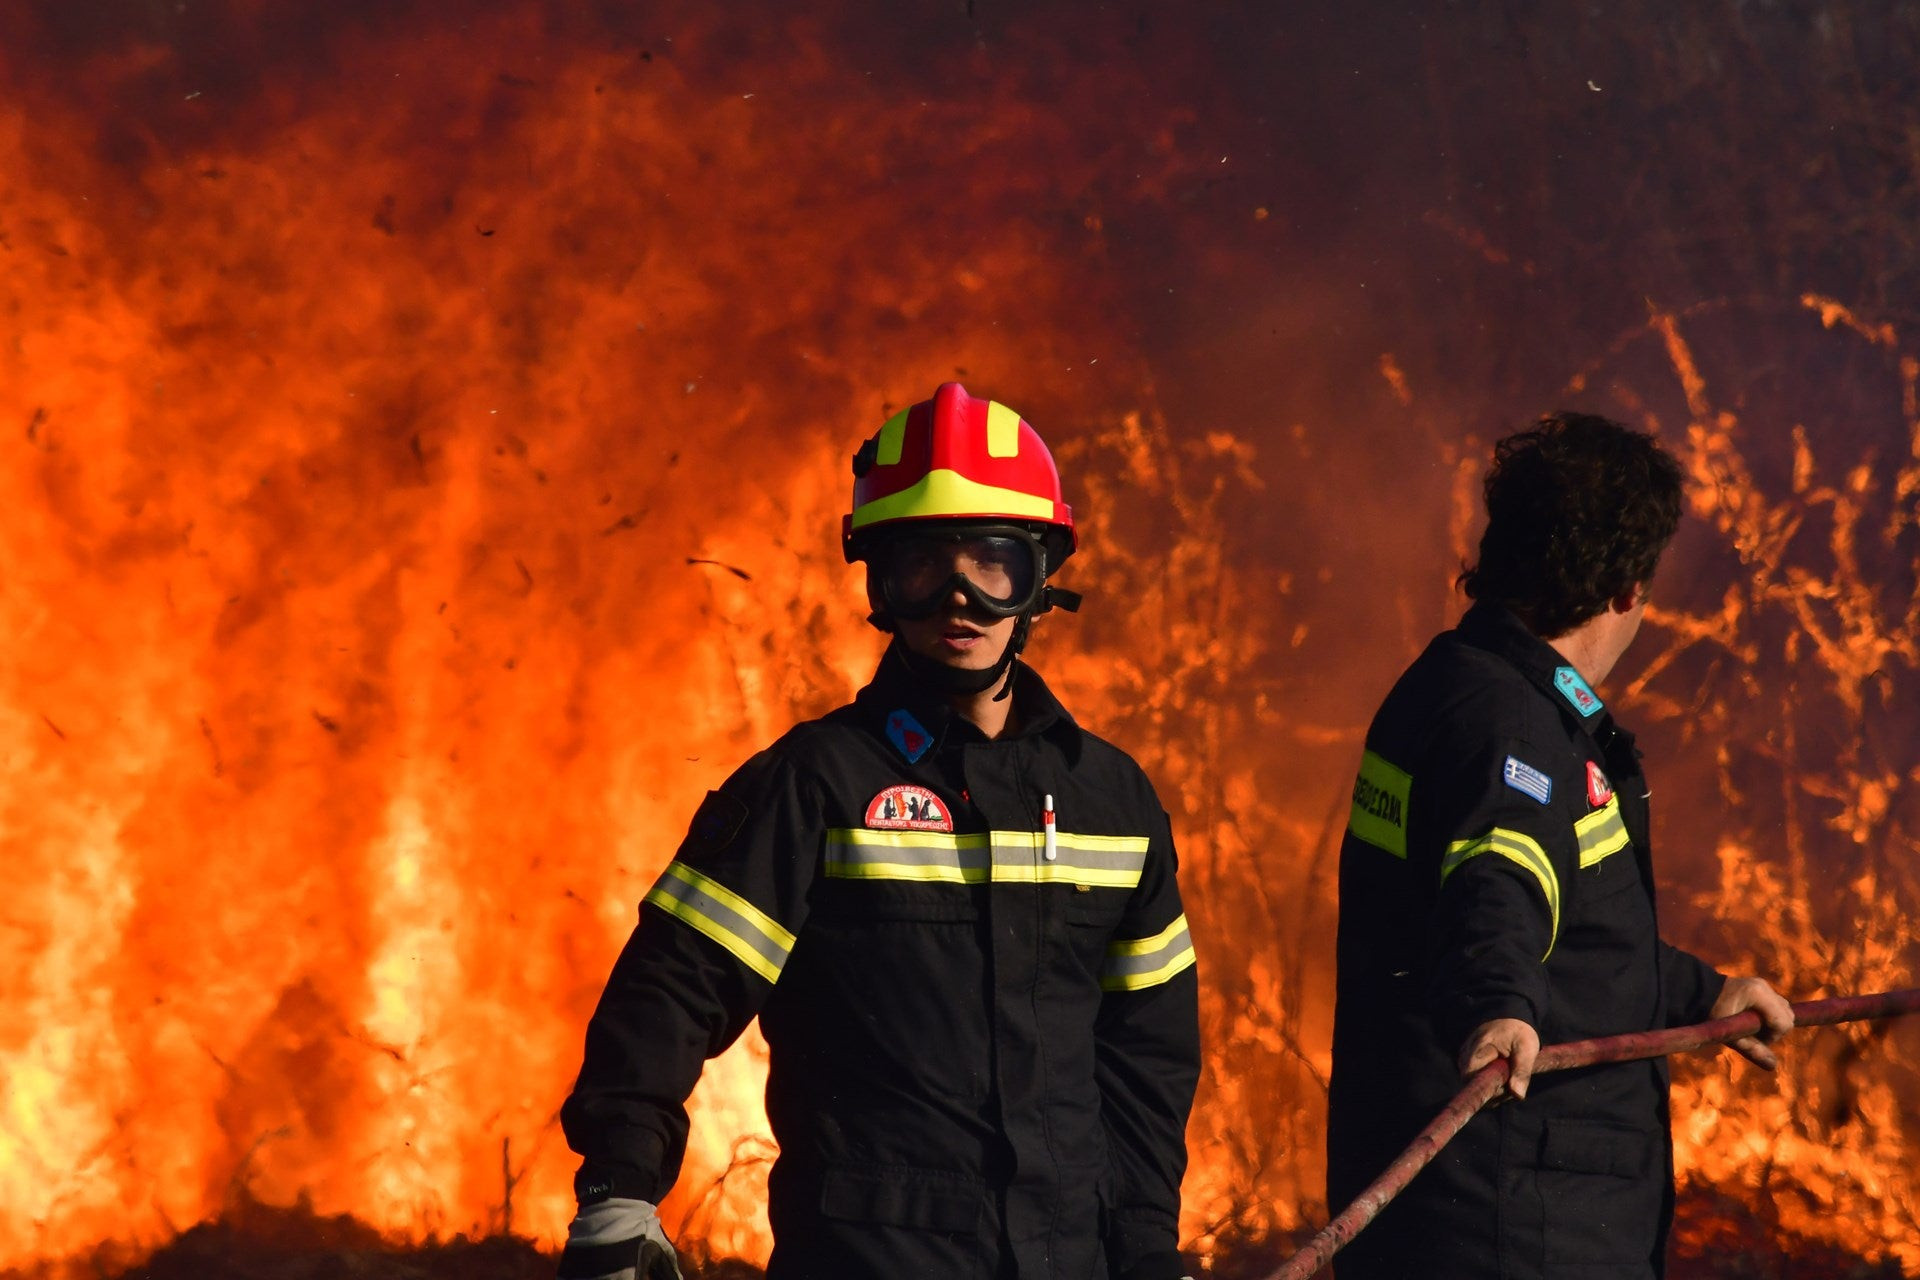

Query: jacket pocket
left=811, top=879, right=985, bottom=924
left=1535, top=1119, right=1660, bottom=1266
left=1065, top=887, right=1130, bottom=928
left=817, top=1162, right=986, bottom=1234
left=1540, top=1119, right=1648, bottom=1178
left=1577, top=842, right=1643, bottom=906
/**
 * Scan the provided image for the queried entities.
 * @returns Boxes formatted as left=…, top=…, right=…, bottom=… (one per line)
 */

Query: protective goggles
left=872, top=527, right=1048, bottom=620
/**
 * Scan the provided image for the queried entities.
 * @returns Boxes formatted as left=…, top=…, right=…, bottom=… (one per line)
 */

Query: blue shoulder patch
left=1552, top=665, right=1603, bottom=718
left=1503, top=755, right=1554, bottom=805
left=885, top=708, right=934, bottom=763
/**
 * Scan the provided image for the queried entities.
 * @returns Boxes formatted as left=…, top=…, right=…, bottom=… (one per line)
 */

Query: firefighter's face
left=888, top=586, right=1020, bottom=673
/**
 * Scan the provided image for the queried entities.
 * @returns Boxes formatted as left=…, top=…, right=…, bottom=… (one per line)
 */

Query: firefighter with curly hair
left=1327, top=413, right=1793, bottom=1279
left=557, top=384, right=1200, bottom=1280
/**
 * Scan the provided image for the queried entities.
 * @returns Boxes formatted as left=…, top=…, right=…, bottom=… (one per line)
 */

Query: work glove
left=556, top=1196, right=683, bottom=1280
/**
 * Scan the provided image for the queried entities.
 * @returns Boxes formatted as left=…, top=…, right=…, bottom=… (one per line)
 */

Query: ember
left=2, top=2, right=1917, bottom=1276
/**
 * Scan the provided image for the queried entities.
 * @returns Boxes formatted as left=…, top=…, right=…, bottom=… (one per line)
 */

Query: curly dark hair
left=1459, top=412, right=1683, bottom=638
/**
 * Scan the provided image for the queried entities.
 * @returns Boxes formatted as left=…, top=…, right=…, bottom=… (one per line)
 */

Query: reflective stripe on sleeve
left=1100, top=914, right=1197, bottom=992
left=825, top=829, right=1148, bottom=889
left=1575, top=795, right=1630, bottom=868
left=1441, top=827, right=1561, bottom=959
left=643, top=861, right=796, bottom=984
left=1347, top=749, right=1411, bottom=858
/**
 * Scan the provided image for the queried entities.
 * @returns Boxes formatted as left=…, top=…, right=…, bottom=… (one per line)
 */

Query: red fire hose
left=1264, top=987, right=1920, bottom=1280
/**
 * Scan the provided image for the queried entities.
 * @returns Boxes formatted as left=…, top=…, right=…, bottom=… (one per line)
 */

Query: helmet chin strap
left=886, top=625, right=1025, bottom=699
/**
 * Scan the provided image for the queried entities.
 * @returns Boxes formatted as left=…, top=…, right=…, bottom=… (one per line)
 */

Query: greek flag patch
left=1503, top=755, right=1553, bottom=805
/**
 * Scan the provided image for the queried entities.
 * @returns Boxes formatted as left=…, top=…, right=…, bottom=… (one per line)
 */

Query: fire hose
left=1264, top=986, right=1920, bottom=1280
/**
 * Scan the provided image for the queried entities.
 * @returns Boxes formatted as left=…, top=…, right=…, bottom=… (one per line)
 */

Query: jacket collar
left=853, top=644, right=1084, bottom=763
left=1454, top=602, right=1618, bottom=741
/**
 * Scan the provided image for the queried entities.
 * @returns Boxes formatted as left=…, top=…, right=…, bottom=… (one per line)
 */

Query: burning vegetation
left=2, top=2, right=1918, bottom=1276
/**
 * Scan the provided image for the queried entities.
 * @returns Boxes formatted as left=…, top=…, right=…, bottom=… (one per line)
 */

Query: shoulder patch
left=685, top=789, right=750, bottom=855
left=885, top=708, right=934, bottom=763
left=865, top=784, right=954, bottom=832
left=1348, top=749, right=1411, bottom=859
left=1552, top=665, right=1603, bottom=718
left=1586, top=760, right=1614, bottom=807
left=1502, top=755, right=1554, bottom=805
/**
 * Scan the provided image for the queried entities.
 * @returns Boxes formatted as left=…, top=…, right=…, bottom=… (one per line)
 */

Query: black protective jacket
left=1328, top=604, right=1725, bottom=1280
left=562, top=651, right=1200, bottom=1280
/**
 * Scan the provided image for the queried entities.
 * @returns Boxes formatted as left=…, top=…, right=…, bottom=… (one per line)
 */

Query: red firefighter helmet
left=842, top=382, right=1077, bottom=569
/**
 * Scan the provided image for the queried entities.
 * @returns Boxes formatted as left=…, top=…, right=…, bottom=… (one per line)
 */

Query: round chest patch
left=865, top=784, right=953, bottom=832
left=1587, top=760, right=1615, bottom=807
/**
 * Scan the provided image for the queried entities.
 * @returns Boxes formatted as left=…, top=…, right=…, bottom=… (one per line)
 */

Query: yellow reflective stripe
left=1106, top=913, right=1188, bottom=957
left=874, top=407, right=910, bottom=466
left=1442, top=827, right=1561, bottom=959
left=1101, top=914, right=1197, bottom=992
left=994, top=831, right=1149, bottom=886
left=1347, top=749, right=1411, bottom=858
left=830, top=829, right=993, bottom=848
left=849, top=468, right=1056, bottom=529
left=985, top=400, right=1022, bottom=458
left=996, top=864, right=1145, bottom=888
left=995, top=830, right=1149, bottom=854
left=644, top=861, right=796, bottom=984
left=826, top=828, right=991, bottom=884
left=1575, top=796, right=1630, bottom=868
left=825, top=828, right=1148, bottom=888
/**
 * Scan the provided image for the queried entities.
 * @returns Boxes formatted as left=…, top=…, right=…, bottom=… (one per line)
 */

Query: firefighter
left=1326, top=413, right=1794, bottom=1279
left=557, top=383, right=1201, bottom=1280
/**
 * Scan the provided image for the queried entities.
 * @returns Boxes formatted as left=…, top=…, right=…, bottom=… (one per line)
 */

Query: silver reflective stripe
left=990, top=831, right=1148, bottom=885
left=1101, top=914, right=1197, bottom=992
left=825, top=830, right=994, bottom=882
left=825, top=829, right=1147, bottom=888
left=821, top=832, right=990, bottom=882
left=1575, top=796, right=1630, bottom=868
left=644, top=861, right=795, bottom=983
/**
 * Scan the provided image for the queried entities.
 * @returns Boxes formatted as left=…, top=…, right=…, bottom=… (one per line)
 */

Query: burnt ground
left=5, top=1191, right=1909, bottom=1279
left=0, top=1197, right=756, bottom=1280
left=5, top=1195, right=1910, bottom=1280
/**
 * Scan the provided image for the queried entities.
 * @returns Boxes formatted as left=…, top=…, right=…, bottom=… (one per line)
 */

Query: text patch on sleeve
left=1348, top=749, right=1411, bottom=858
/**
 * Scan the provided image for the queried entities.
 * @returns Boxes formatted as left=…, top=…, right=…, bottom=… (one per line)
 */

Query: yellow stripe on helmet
left=849, top=467, right=1057, bottom=529
left=986, top=400, right=1022, bottom=458
left=874, top=407, right=910, bottom=467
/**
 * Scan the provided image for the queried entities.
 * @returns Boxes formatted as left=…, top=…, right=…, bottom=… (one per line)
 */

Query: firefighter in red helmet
left=558, top=384, right=1201, bottom=1280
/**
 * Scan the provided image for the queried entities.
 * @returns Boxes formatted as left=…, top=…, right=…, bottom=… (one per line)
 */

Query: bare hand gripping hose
left=1264, top=987, right=1920, bottom=1280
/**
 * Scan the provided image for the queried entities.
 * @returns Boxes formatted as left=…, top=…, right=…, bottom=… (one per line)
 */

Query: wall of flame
left=2, top=2, right=1917, bottom=1273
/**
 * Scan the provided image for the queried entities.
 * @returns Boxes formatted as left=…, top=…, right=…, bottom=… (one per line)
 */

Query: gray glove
left=555, top=1197, right=682, bottom=1280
